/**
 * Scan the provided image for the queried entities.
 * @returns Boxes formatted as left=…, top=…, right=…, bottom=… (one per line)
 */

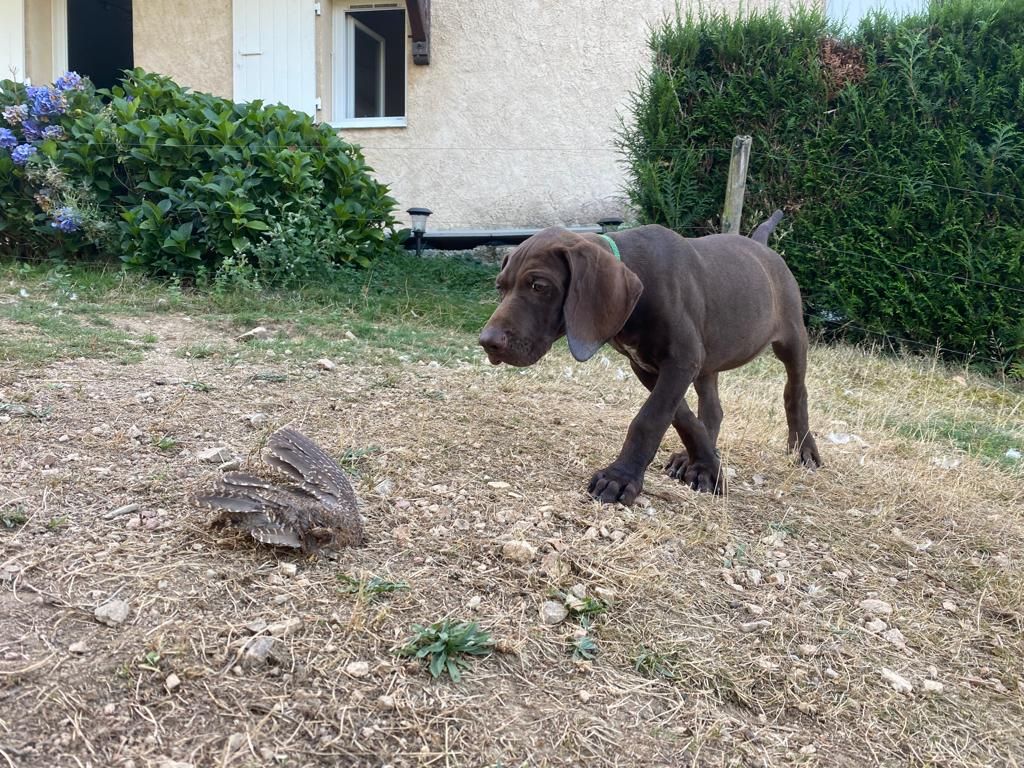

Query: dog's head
left=478, top=227, right=643, bottom=367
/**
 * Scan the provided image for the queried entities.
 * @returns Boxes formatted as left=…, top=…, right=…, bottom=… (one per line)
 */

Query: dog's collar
left=597, top=233, right=621, bottom=261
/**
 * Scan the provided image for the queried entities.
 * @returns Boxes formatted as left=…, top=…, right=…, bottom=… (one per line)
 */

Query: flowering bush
left=0, top=69, right=403, bottom=280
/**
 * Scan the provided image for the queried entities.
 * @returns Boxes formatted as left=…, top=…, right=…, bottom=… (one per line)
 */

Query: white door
left=233, top=0, right=316, bottom=115
left=0, top=0, right=26, bottom=83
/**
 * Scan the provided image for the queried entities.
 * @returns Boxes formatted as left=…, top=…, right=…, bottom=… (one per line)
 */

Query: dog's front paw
left=665, top=451, right=726, bottom=494
left=588, top=465, right=643, bottom=505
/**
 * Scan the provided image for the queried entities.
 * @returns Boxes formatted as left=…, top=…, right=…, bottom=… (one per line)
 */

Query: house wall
left=133, top=0, right=233, bottom=98
left=335, top=0, right=783, bottom=230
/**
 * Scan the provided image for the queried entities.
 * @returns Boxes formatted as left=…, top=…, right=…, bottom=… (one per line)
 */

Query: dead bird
left=195, top=427, right=364, bottom=553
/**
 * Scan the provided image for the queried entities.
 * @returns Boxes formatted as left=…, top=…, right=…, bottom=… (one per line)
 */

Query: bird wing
left=265, top=427, right=358, bottom=510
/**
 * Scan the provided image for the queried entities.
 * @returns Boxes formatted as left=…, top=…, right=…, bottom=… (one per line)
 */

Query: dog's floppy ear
left=563, top=239, right=643, bottom=362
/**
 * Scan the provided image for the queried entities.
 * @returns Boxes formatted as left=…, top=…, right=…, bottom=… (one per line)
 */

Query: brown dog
left=478, top=217, right=822, bottom=504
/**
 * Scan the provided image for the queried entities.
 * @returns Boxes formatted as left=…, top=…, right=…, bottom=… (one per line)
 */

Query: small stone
left=91, top=423, right=111, bottom=436
left=578, top=690, right=592, bottom=703
left=95, top=599, right=130, bottom=627
left=501, top=540, right=537, bottom=563
left=127, top=425, right=145, bottom=440
left=941, top=600, right=958, bottom=613
left=593, top=586, right=615, bottom=604
left=246, top=619, right=268, bottom=634
left=315, top=358, right=336, bottom=371
left=242, top=636, right=276, bottom=666
left=69, top=641, right=89, bottom=654
left=865, top=618, right=888, bottom=633
left=102, top=703, right=117, bottom=715
left=242, top=413, right=267, bottom=428
left=880, top=667, right=913, bottom=694
left=198, top=446, right=233, bottom=464
left=743, top=603, right=764, bottom=616
left=1005, top=448, right=1021, bottom=460
left=859, top=598, right=893, bottom=616
left=921, top=679, right=944, bottom=694
left=569, top=584, right=587, bottom=599
left=466, top=595, right=482, bottom=611
left=135, top=391, right=156, bottom=404
left=487, top=481, right=511, bottom=489
left=797, top=644, right=817, bottom=657
left=238, top=326, right=271, bottom=342
left=540, top=551, right=570, bottom=579
left=771, top=573, right=786, bottom=587
left=279, top=562, right=298, bottom=577
left=777, top=559, right=792, bottom=569
left=739, top=620, right=772, bottom=633
left=745, top=568, right=763, bottom=585
left=540, top=600, right=569, bottom=625
left=164, top=673, right=181, bottom=692
left=267, top=617, right=302, bottom=637
left=345, top=661, right=371, bottom=678
left=378, top=694, right=397, bottom=710
left=882, top=628, right=907, bottom=649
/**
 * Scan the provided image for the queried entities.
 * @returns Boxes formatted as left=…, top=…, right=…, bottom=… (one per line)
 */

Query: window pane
left=352, top=23, right=383, bottom=117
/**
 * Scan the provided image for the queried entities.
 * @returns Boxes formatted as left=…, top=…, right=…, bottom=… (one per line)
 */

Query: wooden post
left=721, top=135, right=752, bottom=234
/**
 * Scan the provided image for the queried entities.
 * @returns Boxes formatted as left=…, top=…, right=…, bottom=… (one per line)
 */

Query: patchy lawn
left=1, top=262, right=1022, bottom=767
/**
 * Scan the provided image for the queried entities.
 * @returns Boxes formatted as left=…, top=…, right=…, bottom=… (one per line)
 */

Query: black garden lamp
left=407, top=207, right=433, bottom=256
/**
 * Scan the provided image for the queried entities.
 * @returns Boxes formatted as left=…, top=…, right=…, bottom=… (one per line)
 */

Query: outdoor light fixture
left=407, top=207, right=433, bottom=256
left=598, top=217, right=624, bottom=233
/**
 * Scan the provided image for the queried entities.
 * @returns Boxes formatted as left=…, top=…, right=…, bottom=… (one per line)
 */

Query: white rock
left=238, top=326, right=271, bottom=342
left=540, top=600, right=569, bottom=625
left=135, top=391, right=156, bottom=404
left=278, top=562, right=298, bottom=577
left=315, top=358, right=336, bottom=371
left=743, top=603, right=764, bottom=616
left=242, top=413, right=267, bottom=428
left=594, top=586, right=615, bottom=604
left=90, top=423, right=111, bottom=436
left=865, top=618, right=888, bottom=633
left=378, top=694, right=396, bottom=710
left=739, top=620, right=772, bottom=633
left=467, top=595, right=482, bottom=611
left=242, top=636, right=276, bottom=666
left=921, top=679, right=944, bottom=694
left=198, top=446, right=233, bottom=464
left=859, top=598, right=893, bottom=616
left=164, top=673, right=181, bottom=691
left=931, top=456, right=961, bottom=470
left=880, top=667, right=913, bottom=694
left=578, top=690, right=592, bottom=703
left=501, top=540, right=537, bottom=563
left=1006, top=448, right=1021, bottom=460
left=941, top=600, right=958, bottom=613
left=882, top=628, right=907, bottom=649
left=267, top=617, right=302, bottom=637
left=345, top=661, right=371, bottom=678
left=745, top=568, right=763, bottom=585
left=95, top=599, right=130, bottom=627
left=487, top=481, right=511, bottom=489
left=69, top=641, right=89, bottom=654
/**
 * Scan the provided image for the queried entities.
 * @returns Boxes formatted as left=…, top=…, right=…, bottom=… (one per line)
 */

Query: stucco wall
left=133, top=0, right=232, bottom=98
left=338, top=0, right=777, bottom=230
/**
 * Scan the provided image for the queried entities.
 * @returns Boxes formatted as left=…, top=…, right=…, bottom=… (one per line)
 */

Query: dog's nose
left=478, top=326, right=508, bottom=354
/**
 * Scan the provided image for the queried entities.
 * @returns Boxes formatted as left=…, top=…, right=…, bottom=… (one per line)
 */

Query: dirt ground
left=1, top=311, right=1023, bottom=768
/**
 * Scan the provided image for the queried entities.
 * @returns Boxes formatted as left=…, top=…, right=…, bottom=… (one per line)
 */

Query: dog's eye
left=530, top=280, right=547, bottom=293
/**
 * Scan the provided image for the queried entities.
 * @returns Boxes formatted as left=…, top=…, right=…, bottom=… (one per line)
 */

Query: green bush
left=621, top=0, right=1024, bottom=371
left=0, top=69, right=403, bottom=282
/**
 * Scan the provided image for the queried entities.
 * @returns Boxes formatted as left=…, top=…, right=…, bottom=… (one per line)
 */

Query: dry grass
left=1, top=311, right=1022, bottom=768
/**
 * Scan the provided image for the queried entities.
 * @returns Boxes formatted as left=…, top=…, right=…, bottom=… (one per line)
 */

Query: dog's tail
left=750, top=209, right=784, bottom=245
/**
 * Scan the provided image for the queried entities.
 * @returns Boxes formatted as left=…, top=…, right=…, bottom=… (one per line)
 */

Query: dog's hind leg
left=771, top=326, right=822, bottom=467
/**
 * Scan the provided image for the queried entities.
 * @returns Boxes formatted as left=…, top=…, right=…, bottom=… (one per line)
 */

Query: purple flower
left=0, top=127, right=16, bottom=149
left=21, top=119, right=43, bottom=141
left=50, top=206, right=81, bottom=233
left=41, top=125, right=65, bottom=140
left=11, top=144, right=37, bottom=165
left=2, top=104, right=29, bottom=125
left=26, top=85, right=67, bottom=118
left=54, top=71, right=84, bottom=92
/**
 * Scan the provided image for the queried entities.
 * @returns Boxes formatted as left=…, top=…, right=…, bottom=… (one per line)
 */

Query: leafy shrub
left=621, top=0, right=1024, bottom=371
left=0, top=69, right=403, bottom=281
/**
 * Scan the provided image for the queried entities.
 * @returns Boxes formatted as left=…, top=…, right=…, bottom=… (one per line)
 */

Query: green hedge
left=0, top=70, right=403, bottom=283
left=621, top=0, right=1024, bottom=372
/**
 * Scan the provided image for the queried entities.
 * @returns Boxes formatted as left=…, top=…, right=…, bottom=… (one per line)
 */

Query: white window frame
left=331, top=1, right=407, bottom=129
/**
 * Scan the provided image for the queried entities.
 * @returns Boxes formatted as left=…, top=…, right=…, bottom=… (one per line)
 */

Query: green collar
left=597, top=233, right=621, bottom=261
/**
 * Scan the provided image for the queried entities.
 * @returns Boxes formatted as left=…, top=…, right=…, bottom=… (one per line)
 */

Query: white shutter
left=233, top=0, right=316, bottom=115
left=0, top=0, right=27, bottom=83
